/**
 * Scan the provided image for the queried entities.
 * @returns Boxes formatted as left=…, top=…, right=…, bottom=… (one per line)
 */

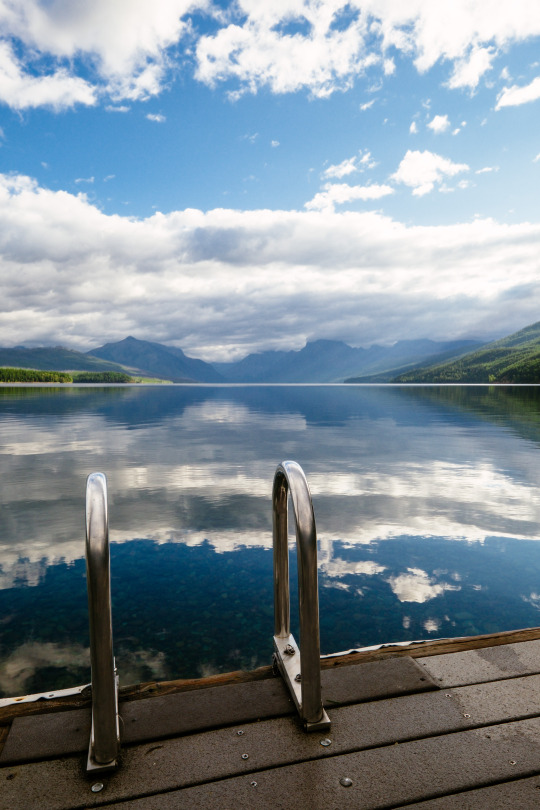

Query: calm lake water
left=2, top=384, right=540, bottom=698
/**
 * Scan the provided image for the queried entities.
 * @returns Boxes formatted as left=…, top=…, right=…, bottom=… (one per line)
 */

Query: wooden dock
left=3, top=627, right=540, bottom=809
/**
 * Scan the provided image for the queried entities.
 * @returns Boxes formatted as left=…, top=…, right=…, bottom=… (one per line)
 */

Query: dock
left=3, top=627, right=540, bottom=809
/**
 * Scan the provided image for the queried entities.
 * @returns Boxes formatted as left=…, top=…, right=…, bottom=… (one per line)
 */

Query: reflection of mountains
left=398, top=386, right=540, bottom=449
left=0, top=384, right=481, bottom=430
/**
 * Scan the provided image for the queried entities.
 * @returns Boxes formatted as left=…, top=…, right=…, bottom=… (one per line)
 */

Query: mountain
left=393, top=321, right=540, bottom=383
left=89, top=336, right=224, bottom=382
left=216, top=338, right=482, bottom=383
left=0, top=346, right=125, bottom=373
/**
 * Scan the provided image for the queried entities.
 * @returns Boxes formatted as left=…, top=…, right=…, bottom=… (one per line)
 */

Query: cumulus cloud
left=322, top=150, right=376, bottom=180
left=194, top=1, right=540, bottom=99
left=0, top=40, right=96, bottom=110
left=427, top=114, right=450, bottom=134
left=323, top=157, right=359, bottom=180
left=1, top=172, right=540, bottom=358
left=446, top=45, right=495, bottom=89
left=0, top=0, right=200, bottom=107
left=305, top=182, right=394, bottom=211
left=1, top=1, right=539, bottom=109
left=392, top=149, right=469, bottom=196
left=146, top=113, right=166, bottom=122
left=496, top=76, right=540, bottom=109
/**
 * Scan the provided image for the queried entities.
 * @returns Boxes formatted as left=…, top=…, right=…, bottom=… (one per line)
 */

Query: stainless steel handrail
left=85, top=472, right=120, bottom=771
left=272, top=460, right=330, bottom=732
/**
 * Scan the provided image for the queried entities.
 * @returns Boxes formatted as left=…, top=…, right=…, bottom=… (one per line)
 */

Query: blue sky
left=1, top=1, right=540, bottom=360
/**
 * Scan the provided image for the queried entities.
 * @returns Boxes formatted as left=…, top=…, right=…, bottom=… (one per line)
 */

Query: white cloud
left=534, top=154, right=540, bottom=163
left=496, top=76, right=540, bottom=109
left=392, top=149, right=469, bottom=196
left=194, top=2, right=540, bottom=98
left=427, top=114, right=450, bottom=134
left=322, top=157, right=358, bottom=180
left=305, top=182, right=394, bottom=211
left=322, top=150, right=376, bottom=180
left=360, top=99, right=375, bottom=111
left=271, top=140, right=280, bottom=147
left=476, top=166, right=496, bottom=174
left=146, top=113, right=166, bottom=122
left=195, top=4, right=378, bottom=98
left=2, top=172, right=540, bottom=358
left=446, top=45, right=495, bottom=89
left=0, top=0, right=199, bottom=107
left=0, top=40, right=96, bottom=110
left=1, top=2, right=540, bottom=109
left=410, top=121, right=418, bottom=134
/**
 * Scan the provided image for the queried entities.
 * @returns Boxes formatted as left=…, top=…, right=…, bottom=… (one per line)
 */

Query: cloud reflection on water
left=2, top=386, right=540, bottom=588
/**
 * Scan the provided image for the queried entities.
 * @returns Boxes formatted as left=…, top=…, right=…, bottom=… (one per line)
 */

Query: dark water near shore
left=2, top=384, right=540, bottom=698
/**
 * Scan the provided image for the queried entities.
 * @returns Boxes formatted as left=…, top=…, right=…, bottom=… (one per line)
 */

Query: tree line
left=0, top=368, right=133, bottom=383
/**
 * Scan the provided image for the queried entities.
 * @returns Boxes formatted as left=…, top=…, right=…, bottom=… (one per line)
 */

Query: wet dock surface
left=3, top=630, right=540, bottom=809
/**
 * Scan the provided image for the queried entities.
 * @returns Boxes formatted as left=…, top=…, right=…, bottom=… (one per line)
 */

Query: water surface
left=2, top=384, right=540, bottom=697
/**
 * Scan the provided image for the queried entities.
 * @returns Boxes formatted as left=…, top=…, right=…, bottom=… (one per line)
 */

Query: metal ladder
left=83, top=459, right=329, bottom=770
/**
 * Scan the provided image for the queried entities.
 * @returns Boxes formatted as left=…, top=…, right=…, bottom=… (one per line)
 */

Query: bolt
left=251, top=781, right=258, bottom=787
left=91, top=783, right=104, bottom=793
left=284, top=644, right=295, bottom=655
left=445, top=693, right=452, bottom=697
left=295, top=673, right=302, bottom=682
left=320, top=738, right=332, bottom=747
left=509, top=760, right=517, bottom=765
left=242, top=754, right=249, bottom=760
left=463, top=713, right=471, bottom=718
left=340, top=777, right=353, bottom=787
left=237, top=730, right=244, bottom=736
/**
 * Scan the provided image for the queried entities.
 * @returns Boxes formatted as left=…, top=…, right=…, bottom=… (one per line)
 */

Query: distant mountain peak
left=88, top=336, right=223, bottom=382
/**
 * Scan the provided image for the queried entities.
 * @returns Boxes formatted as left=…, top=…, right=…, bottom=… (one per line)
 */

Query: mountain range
left=0, top=335, right=481, bottom=383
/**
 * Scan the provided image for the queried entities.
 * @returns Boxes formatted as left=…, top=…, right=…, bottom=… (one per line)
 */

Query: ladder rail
left=272, top=460, right=330, bottom=732
left=85, top=472, right=120, bottom=771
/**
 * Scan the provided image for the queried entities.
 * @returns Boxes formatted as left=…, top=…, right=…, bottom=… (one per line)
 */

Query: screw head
left=463, top=713, right=471, bottom=718
left=251, top=781, right=258, bottom=787
left=91, top=783, right=104, bottom=793
left=294, top=673, right=302, bottom=682
left=340, top=777, right=353, bottom=787
left=237, top=730, right=244, bottom=736
left=509, top=759, right=517, bottom=765
left=241, top=753, right=249, bottom=760
left=320, top=738, right=332, bottom=747
left=284, top=644, right=295, bottom=655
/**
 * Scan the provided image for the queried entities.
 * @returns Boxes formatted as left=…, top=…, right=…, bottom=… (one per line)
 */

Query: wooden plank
left=418, top=639, right=540, bottom=687
left=2, top=626, right=540, bottom=728
left=0, top=656, right=436, bottom=763
left=401, top=775, right=540, bottom=808
left=4, top=677, right=540, bottom=809
left=91, top=719, right=540, bottom=810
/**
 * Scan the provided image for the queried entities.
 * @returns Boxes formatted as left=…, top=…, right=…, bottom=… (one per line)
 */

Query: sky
left=1, top=1, right=540, bottom=361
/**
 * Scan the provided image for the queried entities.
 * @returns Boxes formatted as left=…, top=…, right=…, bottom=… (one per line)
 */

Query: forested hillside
left=394, top=321, right=540, bottom=383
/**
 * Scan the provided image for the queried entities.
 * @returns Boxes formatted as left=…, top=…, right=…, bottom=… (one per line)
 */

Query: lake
left=2, top=384, right=540, bottom=698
